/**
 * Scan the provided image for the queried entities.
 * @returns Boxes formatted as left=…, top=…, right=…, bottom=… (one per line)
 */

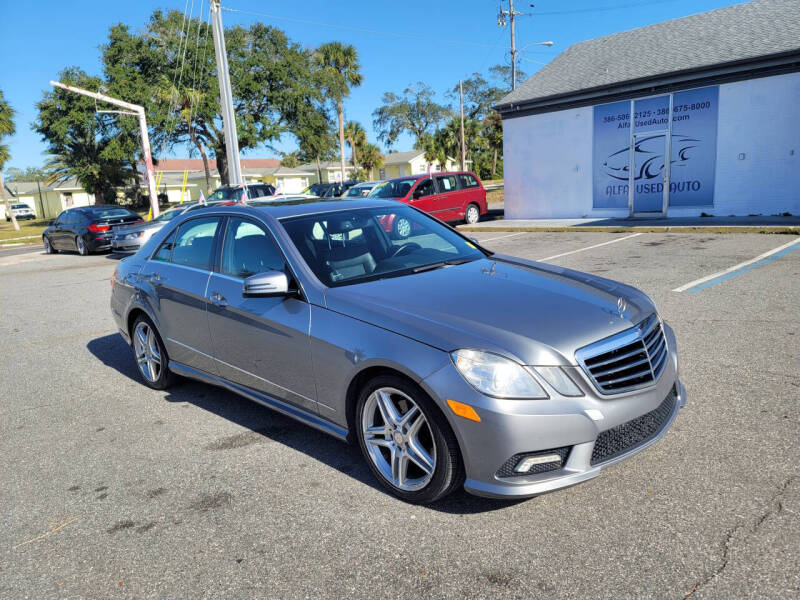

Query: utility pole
left=210, top=0, right=243, bottom=188
left=498, top=0, right=521, bottom=90
left=459, top=80, right=466, bottom=171
left=50, top=81, right=159, bottom=218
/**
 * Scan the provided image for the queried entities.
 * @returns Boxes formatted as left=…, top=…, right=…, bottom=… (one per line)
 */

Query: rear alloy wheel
left=76, top=236, right=88, bottom=256
left=132, top=315, right=174, bottom=390
left=464, top=203, right=480, bottom=225
left=356, top=375, right=463, bottom=504
left=43, top=236, right=56, bottom=254
left=393, top=216, right=412, bottom=239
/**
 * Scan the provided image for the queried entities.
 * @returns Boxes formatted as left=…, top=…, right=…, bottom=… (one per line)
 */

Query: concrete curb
left=457, top=225, right=800, bottom=234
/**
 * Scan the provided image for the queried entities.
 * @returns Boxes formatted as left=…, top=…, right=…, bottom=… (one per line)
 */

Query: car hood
left=114, top=221, right=167, bottom=235
left=323, top=255, right=655, bottom=365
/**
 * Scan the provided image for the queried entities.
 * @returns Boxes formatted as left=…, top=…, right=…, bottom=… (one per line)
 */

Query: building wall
left=503, top=71, right=800, bottom=219
left=699, top=72, right=800, bottom=218
left=503, top=106, right=594, bottom=219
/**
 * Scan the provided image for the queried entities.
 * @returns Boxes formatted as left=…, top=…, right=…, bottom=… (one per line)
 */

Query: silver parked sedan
left=111, top=200, right=235, bottom=254
left=110, top=198, right=685, bottom=504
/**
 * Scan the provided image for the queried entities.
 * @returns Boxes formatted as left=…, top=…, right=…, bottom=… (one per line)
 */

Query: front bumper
left=420, top=322, right=686, bottom=499
left=111, top=239, right=143, bottom=253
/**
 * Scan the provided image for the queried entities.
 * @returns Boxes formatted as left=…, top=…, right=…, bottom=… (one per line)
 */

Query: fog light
left=514, top=453, right=562, bottom=473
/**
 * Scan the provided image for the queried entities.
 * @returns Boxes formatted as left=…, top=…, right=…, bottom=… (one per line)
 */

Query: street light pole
left=210, top=0, right=243, bottom=188
left=459, top=80, right=466, bottom=171
left=49, top=80, right=160, bottom=218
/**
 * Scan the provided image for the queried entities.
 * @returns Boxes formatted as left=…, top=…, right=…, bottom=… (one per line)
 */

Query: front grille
left=590, top=389, right=676, bottom=466
left=576, top=314, right=668, bottom=394
left=496, top=446, right=571, bottom=478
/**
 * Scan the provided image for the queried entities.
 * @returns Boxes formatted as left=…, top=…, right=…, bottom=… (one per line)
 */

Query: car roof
left=385, top=171, right=477, bottom=183
left=238, top=197, right=401, bottom=219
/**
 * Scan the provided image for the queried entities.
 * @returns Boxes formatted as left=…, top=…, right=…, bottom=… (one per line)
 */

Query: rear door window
left=152, top=230, right=177, bottom=262
left=434, top=175, right=458, bottom=193
left=170, top=217, right=221, bottom=270
left=458, top=174, right=480, bottom=188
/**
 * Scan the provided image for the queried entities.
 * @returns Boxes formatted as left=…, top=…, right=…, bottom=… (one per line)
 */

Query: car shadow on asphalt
left=87, top=333, right=524, bottom=514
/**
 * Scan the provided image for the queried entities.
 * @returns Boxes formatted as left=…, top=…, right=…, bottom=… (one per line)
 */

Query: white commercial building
left=496, top=0, right=800, bottom=219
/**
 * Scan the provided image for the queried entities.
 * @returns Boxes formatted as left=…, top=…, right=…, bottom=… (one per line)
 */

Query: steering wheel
left=390, top=242, right=422, bottom=258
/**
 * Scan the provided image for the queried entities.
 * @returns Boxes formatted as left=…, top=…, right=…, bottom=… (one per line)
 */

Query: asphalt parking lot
left=1, top=232, right=798, bottom=600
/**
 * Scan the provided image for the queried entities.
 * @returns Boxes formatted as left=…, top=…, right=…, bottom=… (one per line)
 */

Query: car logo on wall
left=602, top=134, right=700, bottom=182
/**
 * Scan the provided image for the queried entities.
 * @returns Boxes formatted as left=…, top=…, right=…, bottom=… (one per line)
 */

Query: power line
left=220, top=6, right=549, bottom=50
left=535, top=0, right=680, bottom=16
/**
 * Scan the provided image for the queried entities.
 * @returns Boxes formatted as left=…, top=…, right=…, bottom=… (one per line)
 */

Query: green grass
left=0, top=219, right=48, bottom=243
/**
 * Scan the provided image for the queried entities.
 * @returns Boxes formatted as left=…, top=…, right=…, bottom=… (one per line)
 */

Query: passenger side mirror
left=242, top=271, right=291, bottom=297
left=413, top=188, right=423, bottom=199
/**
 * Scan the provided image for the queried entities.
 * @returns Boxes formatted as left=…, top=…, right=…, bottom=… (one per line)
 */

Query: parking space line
left=673, top=237, right=800, bottom=293
left=478, top=232, right=528, bottom=242
left=538, top=233, right=643, bottom=261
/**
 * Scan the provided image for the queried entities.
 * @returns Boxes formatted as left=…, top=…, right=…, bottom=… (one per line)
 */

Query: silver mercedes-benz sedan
left=110, top=198, right=685, bottom=504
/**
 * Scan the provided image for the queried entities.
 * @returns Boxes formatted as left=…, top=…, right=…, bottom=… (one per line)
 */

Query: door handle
left=210, top=292, right=228, bottom=307
left=439, top=195, right=448, bottom=200
left=150, top=272, right=163, bottom=282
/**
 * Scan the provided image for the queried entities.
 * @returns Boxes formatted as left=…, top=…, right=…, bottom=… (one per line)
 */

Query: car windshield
left=89, top=207, right=137, bottom=219
left=153, top=208, right=184, bottom=222
left=368, top=178, right=417, bottom=199
left=12, top=204, right=28, bottom=209
left=346, top=186, right=370, bottom=198
left=208, top=187, right=244, bottom=201
left=280, top=205, right=487, bottom=287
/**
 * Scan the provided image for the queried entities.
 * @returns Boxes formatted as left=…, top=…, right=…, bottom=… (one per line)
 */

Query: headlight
left=451, top=349, right=548, bottom=399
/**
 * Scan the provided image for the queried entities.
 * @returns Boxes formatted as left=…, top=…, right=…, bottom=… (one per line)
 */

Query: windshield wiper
left=411, top=257, right=475, bottom=273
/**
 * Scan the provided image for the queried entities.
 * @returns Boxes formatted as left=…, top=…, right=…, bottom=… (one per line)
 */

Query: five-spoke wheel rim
left=133, top=321, right=162, bottom=383
left=76, top=237, right=86, bottom=255
left=361, top=387, right=436, bottom=491
left=395, top=217, right=411, bottom=239
left=43, top=237, right=51, bottom=253
left=466, top=205, right=479, bottom=224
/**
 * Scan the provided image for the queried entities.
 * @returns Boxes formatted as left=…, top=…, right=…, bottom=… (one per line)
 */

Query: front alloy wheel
left=43, top=236, right=55, bottom=254
left=356, top=375, right=463, bottom=503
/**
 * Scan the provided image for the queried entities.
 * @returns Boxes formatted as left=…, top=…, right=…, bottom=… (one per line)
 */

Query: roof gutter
left=494, top=50, right=800, bottom=119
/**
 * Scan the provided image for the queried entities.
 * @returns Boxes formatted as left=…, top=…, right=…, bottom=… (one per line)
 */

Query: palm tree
left=359, top=143, right=384, bottom=179
left=343, top=120, right=366, bottom=169
left=313, top=42, right=363, bottom=183
left=0, top=89, right=20, bottom=231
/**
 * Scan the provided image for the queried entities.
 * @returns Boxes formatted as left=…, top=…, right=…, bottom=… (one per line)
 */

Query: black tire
left=76, top=236, right=89, bottom=256
left=131, top=314, right=175, bottom=390
left=355, top=374, right=464, bottom=504
left=43, top=236, right=57, bottom=254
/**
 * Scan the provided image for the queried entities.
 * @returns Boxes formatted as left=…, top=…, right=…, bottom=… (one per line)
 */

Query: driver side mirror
left=413, top=188, right=424, bottom=199
left=242, top=271, right=292, bottom=297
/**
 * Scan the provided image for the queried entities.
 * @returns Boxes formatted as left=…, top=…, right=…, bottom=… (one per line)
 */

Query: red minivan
left=368, top=171, right=487, bottom=237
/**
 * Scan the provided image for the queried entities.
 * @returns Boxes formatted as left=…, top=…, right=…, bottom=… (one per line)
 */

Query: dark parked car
left=303, top=181, right=359, bottom=198
left=208, top=183, right=276, bottom=202
left=43, top=205, right=143, bottom=255
left=369, top=171, right=487, bottom=226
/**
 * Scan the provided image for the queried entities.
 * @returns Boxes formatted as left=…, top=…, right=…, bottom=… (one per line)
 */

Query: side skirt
left=169, top=361, right=349, bottom=442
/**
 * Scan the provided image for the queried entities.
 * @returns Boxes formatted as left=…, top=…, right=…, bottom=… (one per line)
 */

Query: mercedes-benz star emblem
left=617, top=297, right=627, bottom=317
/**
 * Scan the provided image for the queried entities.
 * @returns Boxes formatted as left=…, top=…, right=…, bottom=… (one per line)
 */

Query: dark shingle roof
left=496, top=0, right=800, bottom=112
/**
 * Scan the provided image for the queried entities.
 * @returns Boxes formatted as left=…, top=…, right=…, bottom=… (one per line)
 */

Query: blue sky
left=0, top=0, right=743, bottom=170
